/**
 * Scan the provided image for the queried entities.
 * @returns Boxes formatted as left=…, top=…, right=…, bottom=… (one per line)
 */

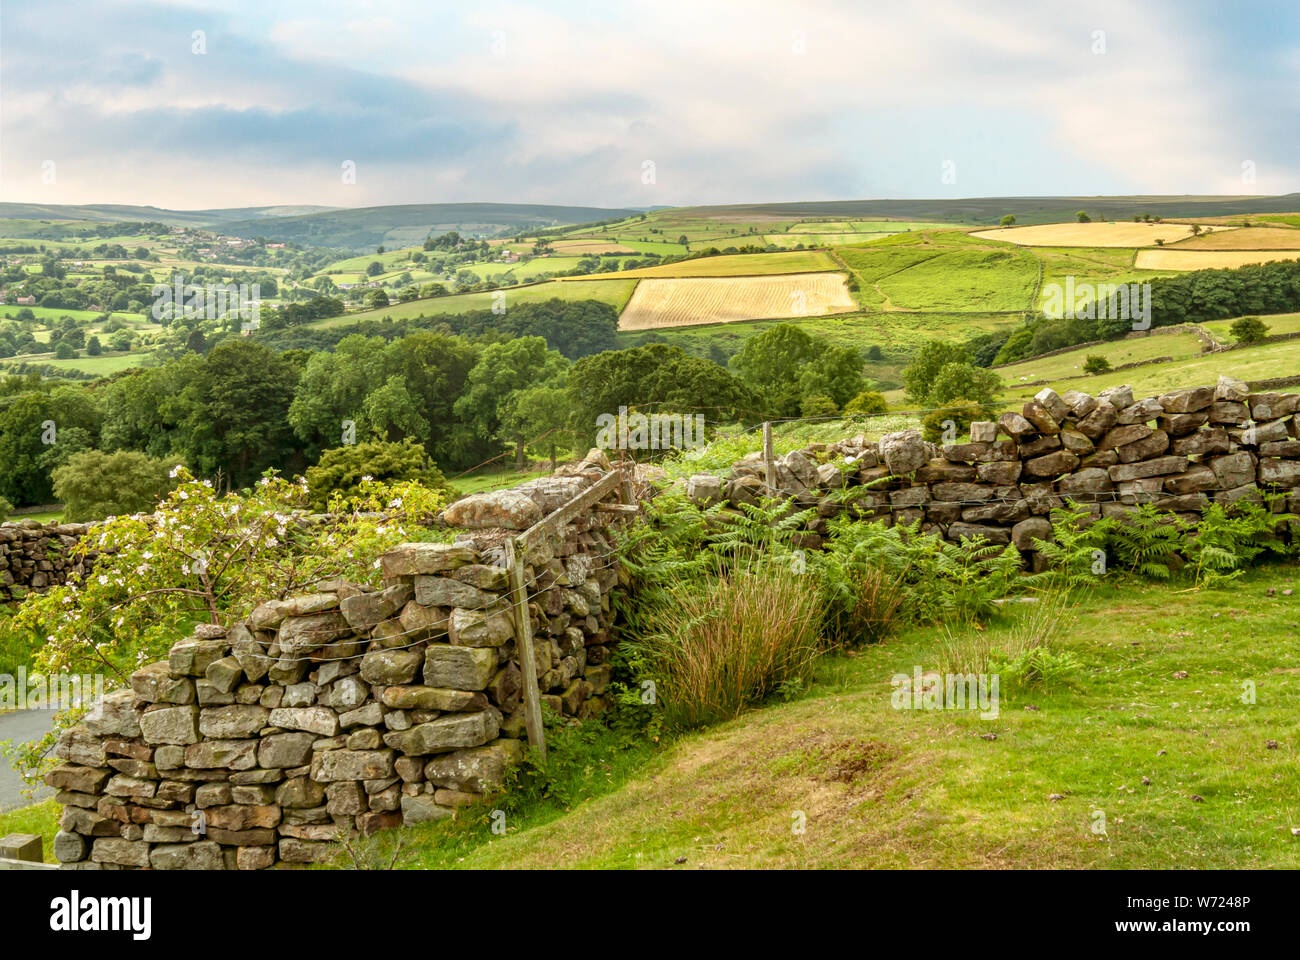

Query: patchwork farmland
left=557, top=249, right=842, bottom=280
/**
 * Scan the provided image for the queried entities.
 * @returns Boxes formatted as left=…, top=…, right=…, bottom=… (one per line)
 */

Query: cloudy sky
left=2, top=0, right=1298, bottom=210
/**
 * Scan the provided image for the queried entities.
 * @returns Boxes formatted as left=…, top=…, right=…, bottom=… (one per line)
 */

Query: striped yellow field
left=1168, top=226, right=1300, bottom=250
left=971, top=221, right=1235, bottom=247
left=1133, top=249, right=1300, bottom=271
left=558, top=250, right=838, bottom=280
left=618, top=273, right=856, bottom=330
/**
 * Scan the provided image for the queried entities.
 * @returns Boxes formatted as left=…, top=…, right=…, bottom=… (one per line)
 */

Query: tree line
left=992, top=258, right=1300, bottom=365
left=0, top=300, right=873, bottom=516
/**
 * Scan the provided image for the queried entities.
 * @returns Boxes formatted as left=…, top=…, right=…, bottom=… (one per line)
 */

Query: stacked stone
left=44, top=461, right=630, bottom=870
left=440, top=449, right=626, bottom=720
left=686, top=377, right=1300, bottom=565
left=0, top=520, right=95, bottom=601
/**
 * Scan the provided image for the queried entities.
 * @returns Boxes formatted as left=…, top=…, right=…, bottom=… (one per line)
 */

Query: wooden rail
left=515, top=470, right=624, bottom=557
left=506, top=469, right=632, bottom=759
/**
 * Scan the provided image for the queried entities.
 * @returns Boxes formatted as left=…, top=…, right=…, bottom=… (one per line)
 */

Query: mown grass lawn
left=380, top=564, right=1300, bottom=869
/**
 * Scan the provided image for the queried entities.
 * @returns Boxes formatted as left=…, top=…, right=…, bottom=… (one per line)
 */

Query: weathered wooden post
left=506, top=469, right=627, bottom=760
left=504, top=536, right=546, bottom=761
left=762, top=421, right=775, bottom=492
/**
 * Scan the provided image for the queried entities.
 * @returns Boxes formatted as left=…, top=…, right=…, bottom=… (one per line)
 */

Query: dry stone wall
left=0, top=520, right=97, bottom=601
left=33, top=375, right=1300, bottom=869
left=686, top=376, right=1300, bottom=564
left=43, top=450, right=631, bottom=870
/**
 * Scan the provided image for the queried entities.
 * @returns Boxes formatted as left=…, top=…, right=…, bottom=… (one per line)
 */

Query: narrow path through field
left=862, top=253, right=946, bottom=312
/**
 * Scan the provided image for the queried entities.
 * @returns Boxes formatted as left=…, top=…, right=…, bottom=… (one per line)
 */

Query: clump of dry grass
left=832, top=565, right=907, bottom=647
left=939, top=591, right=1081, bottom=689
left=630, top=561, right=824, bottom=728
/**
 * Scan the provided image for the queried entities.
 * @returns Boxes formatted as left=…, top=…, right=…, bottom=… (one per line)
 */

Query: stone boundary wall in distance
left=0, top=521, right=96, bottom=602
left=685, top=376, right=1300, bottom=565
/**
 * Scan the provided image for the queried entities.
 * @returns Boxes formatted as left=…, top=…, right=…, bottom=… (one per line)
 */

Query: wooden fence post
left=504, top=537, right=546, bottom=760
left=503, top=470, right=626, bottom=761
left=763, top=421, right=775, bottom=492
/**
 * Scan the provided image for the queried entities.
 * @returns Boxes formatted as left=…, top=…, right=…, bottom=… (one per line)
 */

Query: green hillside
left=685, top=193, right=1300, bottom=226
left=216, top=202, right=639, bottom=250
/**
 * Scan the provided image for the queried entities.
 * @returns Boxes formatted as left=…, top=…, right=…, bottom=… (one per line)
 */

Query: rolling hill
left=0, top=202, right=336, bottom=226
left=214, top=202, right=639, bottom=250
left=684, top=194, right=1300, bottom=226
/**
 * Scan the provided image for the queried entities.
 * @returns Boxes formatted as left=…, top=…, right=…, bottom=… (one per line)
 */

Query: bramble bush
left=2, top=468, right=450, bottom=788
left=14, top=467, right=451, bottom=683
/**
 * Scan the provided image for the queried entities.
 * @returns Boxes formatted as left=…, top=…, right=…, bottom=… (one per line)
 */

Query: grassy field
left=0, top=351, right=152, bottom=376
left=835, top=245, right=947, bottom=309
left=310, top=279, right=639, bottom=327
left=619, top=273, right=855, bottom=330
left=1033, top=246, right=1173, bottom=312
left=556, top=237, right=689, bottom=256
left=997, top=337, right=1300, bottom=404
left=993, top=332, right=1208, bottom=385
left=449, top=465, right=553, bottom=496
left=764, top=232, right=891, bottom=247
left=558, top=250, right=840, bottom=280
left=10, top=564, right=1294, bottom=869
left=1203, top=311, right=1300, bottom=341
left=619, top=310, right=1022, bottom=360
left=332, top=565, right=1300, bottom=868
left=0, top=305, right=144, bottom=325
left=0, top=801, right=58, bottom=858
left=876, top=248, right=1039, bottom=312
left=498, top=257, right=587, bottom=280
left=7, top=509, right=63, bottom=523
left=1255, top=214, right=1300, bottom=228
